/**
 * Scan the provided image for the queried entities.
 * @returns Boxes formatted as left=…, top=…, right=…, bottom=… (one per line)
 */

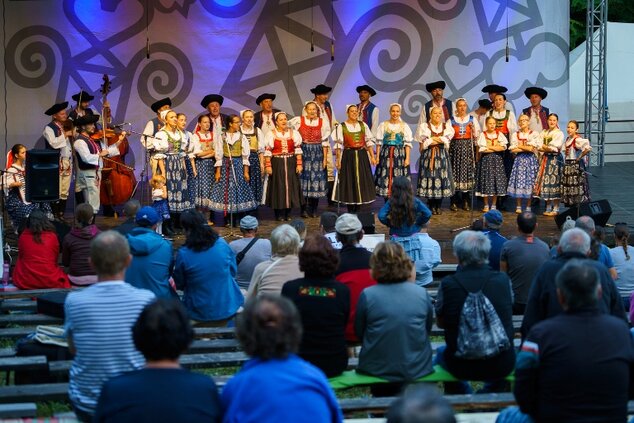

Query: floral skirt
left=374, top=145, right=410, bottom=197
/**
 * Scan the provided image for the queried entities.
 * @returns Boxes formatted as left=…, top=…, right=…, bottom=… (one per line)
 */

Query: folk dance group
left=26, top=81, right=591, bottom=233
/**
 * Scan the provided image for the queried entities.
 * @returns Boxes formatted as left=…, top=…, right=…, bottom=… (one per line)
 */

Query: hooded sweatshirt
left=62, top=225, right=101, bottom=277
left=125, top=227, right=176, bottom=299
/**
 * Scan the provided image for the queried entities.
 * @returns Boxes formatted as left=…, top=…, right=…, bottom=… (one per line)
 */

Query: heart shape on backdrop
left=437, top=48, right=489, bottom=99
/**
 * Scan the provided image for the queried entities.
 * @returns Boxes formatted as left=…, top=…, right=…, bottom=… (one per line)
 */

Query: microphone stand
left=128, top=129, right=154, bottom=205
left=222, top=131, right=243, bottom=240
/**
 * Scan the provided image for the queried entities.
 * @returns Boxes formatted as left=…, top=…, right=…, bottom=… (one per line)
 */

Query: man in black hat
left=43, top=101, right=73, bottom=221
left=142, top=97, right=172, bottom=177
left=308, top=84, right=337, bottom=204
left=253, top=93, right=280, bottom=138
left=356, top=85, right=379, bottom=133
left=73, top=114, right=125, bottom=218
left=417, top=80, right=455, bottom=126
left=481, top=84, right=514, bottom=113
left=199, top=94, right=229, bottom=134
left=522, top=87, right=549, bottom=132
left=69, top=90, right=96, bottom=122
left=470, top=98, right=492, bottom=132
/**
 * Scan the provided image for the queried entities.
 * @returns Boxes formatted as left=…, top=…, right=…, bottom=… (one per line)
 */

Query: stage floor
left=12, top=162, right=632, bottom=264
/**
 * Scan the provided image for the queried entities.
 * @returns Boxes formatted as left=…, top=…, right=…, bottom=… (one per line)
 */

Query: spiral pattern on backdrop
left=199, top=0, right=257, bottom=18
left=398, top=84, right=429, bottom=124
left=418, top=0, right=466, bottom=21
left=5, top=26, right=70, bottom=89
left=135, top=43, right=194, bottom=108
left=358, top=10, right=432, bottom=93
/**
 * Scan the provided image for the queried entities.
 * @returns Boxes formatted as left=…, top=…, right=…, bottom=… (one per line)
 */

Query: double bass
left=95, top=75, right=137, bottom=209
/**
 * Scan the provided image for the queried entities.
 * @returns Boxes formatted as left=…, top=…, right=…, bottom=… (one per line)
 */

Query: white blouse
left=262, top=128, right=303, bottom=156
left=416, top=122, right=454, bottom=149
left=451, top=115, right=481, bottom=140
left=213, top=131, right=250, bottom=166
left=509, top=130, right=541, bottom=150
left=487, top=109, right=518, bottom=135
left=564, top=135, right=592, bottom=160
left=288, top=116, right=331, bottom=147
left=477, top=131, right=508, bottom=152
left=540, top=128, right=564, bottom=152
left=332, top=121, right=375, bottom=150
left=240, top=125, right=265, bottom=153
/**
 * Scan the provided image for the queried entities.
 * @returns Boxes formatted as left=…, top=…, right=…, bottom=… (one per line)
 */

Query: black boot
left=274, top=209, right=283, bottom=222
left=163, top=219, right=175, bottom=237
left=450, top=193, right=459, bottom=211
left=57, top=199, right=68, bottom=222
left=74, top=191, right=85, bottom=206
left=436, top=198, right=443, bottom=215
left=284, top=208, right=291, bottom=221
left=462, top=192, right=472, bottom=211
left=309, top=198, right=319, bottom=217
left=301, top=203, right=309, bottom=218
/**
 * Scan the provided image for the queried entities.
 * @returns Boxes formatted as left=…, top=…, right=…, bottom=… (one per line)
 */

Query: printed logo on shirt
left=298, top=286, right=336, bottom=298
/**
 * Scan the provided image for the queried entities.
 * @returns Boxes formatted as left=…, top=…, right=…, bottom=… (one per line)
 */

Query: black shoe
left=450, top=203, right=458, bottom=212
left=163, top=224, right=175, bottom=237
left=463, top=201, right=471, bottom=211
left=300, top=210, right=309, bottom=218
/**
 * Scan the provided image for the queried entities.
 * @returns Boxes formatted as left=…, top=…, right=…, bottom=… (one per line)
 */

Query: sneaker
left=515, top=207, right=522, bottom=214
left=491, top=206, right=497, bottom=210
left=552, top=208, right=559, bottom=215
left=526, top=206, right=532, bottom=212
left=483, top=205, right=490, bottom=212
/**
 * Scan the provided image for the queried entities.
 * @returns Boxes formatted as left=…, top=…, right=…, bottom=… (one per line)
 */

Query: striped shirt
left=64, top=281, right=155, bottom=415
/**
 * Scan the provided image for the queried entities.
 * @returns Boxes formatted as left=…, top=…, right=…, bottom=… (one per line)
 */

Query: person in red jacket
left=13, top=209, right=69, bottom=290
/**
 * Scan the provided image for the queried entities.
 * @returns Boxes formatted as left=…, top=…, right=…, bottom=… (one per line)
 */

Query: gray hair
left=270, top=224, right=301, bottom=257
left=558, top=228, right=591, bottom=255
left=575, top=215, right=595, bottom=234
left=452, top=230, right=491, bottom=266
left=90, top=231, right=130, bottom=275
left=556, top=259, right=600, bottom=310
left=387, top=385, right=456, bottom=423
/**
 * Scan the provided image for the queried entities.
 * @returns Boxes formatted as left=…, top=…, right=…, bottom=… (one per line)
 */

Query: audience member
left=282, top=234, right=350, bottom=377
left=62, top=203, right=100, bottom=286
left=221, top=295, right=343, bottom=423
left=247, top=224, right=303, bottom=298
left=289, top=218, right=307, bottom=246
left=576, top=215, right=618, bottom=280
left=320, top=211, right=339, bottom=247
left=125, top=207, right=175, bottom=299
left=610, top=222, right=634, bottom=309
left=229, top=216, right=272, bottom=291
left=522, top=228, right=625, bottom=338
left=435, top=231, right=515, bottom=393
left=500, top=211, right=550, bottom=314
left=356, top=241, right=433, bottom=397
left=386, top=385, right=456, bottom=423
left=64, top=231, right=155, bottom=421
left=482, top=209, right=507, bottom=271
left=174, top=210, right=243, bottom=325
left=499, top=260, right=634, bottom=423
left=114, top=200, right=140, bottom=236
left=334, top=213, right=376, bottom=342
left=13, top=209, right=70, bottom=290
left=549, top=215, right=576, bottom=258
left=94, top=299, right=221, bottom=422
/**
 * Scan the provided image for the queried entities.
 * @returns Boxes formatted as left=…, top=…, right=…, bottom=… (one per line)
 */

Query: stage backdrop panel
left=1, top=0, right=569, bottom=172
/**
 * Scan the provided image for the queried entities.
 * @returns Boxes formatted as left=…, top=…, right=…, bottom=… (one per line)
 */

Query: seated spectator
left=522, top=228, right=625, bottom=338
left=221, top=295, right=342, bottom=423
left=282, top=234, right=350, bottom=377
left=247, top=224, right=303, bottom=298
left=229, top=216, right=272, bottom=291
left=378, top=177, right=439, bottom=286
left=94, top=299, right=221, bottom=422
left=62, top=203, right=100, bottom=286
left=356, top=241, right=433, bottom=397
left=113, top=200, right=140, bottom=236
left=611, top=222, right=634, bottom=310
left=576, top=216, right=618, bottom=280
left=334, top=213, right=376, bottom=342
left=13, top=209, right=70, bottom=289
left=500, top=211, right=550, bottom=315
left=320, top=211, right=339, bottom=248
left=499, top=260, right=634, bottom=423
left=435, top=231, right=515, bottom=393
left=174, top=210, right=243, bottom=325
left=482, top=209, right=507, bottom=271
left=125, top=207, right=175, bottom=299
left=549, top=215, right=576, bottom=258
left=386, top=385, right=456, bottom=423
left=289, top=218, right=307, bottom=246
left=65, top=231, right=155, bottom=421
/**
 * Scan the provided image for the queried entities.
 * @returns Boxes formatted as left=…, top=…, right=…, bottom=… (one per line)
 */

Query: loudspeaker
left=26, top=149, right=59, bottom=202
left=555, top=199, right=612, bottom=228
left=355, top=212, right=376, bottom=234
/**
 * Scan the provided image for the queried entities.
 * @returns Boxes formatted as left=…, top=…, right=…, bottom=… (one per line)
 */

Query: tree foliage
left=570, top=0, right=634, bottom=50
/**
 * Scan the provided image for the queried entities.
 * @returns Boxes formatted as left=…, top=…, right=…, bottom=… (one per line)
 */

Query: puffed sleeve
left=241, top=133, right=250, bottom=165
left=529, top=131, right=542, bottom=148
left=191, top=133, right=201, bottom=155
left=579, top=137, right=592, bottom=151
left=402, top=122, right=414, bottom=148
left=141, top=120, right=155, bottom=149
left=185, top=131, right=196, bottom=157
left=441, top=123, right=455, bottom=148
left=321, top=121, right=331, bottom=146
left=498, top=132, right=509, bottom=148
left=549, top=129, right=564, bottom=151
left=292, top=129, right=303, bottom=155
left=288, top=116, right=301, bottom=131
left=362, top=122, right=375, bottom=147
left=506, top=111, right=518, bottom=135
left=214, top=132, right=224, bottom=166
left=333, top=124, right=344, bottom=150
left=153, top=131, right=168, bottom=153
left=263, top=131, right=274, bottom=156
left=471, top=117, right=481, bottom=139
left=419, top=124, right=433, bottom=149
left=509, top=132, right=519, bottom=150
left=374, top=122, right=386, bottom=146
left=256, top=128, right=265, bottom=153
left=477, top=132, right=488, bottom=153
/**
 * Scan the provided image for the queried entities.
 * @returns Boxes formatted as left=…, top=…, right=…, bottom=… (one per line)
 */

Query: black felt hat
left=524, top=86, right=548, bottom=100
left=310, top=84, right=332, bottom=95
left=71, top=90, right=95, bottom=102
left=45, top=102, right=69, bottom=116
left=477, top=99, right=492, bottom=109
left=425, top=81, right=446, bottom=92
left=200, top=94, right=224, bottom=109
left=73, top=114, right=100, bottom=127
left=482, top=84, right=508, bottom=94
left=255, top=93, right=276, bottom=105
left=150, top=97, right=172, bottom=113
left=356, top=85, right=377, bottom=96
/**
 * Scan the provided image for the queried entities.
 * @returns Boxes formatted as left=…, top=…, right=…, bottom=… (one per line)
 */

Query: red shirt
left=13, top=229, right=70, bottom=290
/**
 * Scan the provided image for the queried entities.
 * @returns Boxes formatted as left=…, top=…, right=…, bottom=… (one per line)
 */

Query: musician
left=142, top=97, right=171, bottom=176
left=43, top=101, right=73, bottom=221
left=522, top=87, right=550, bottom=132
left=356, top=84, right=379, bottom=133
left=417, top=80, right=455, bottom=125
left=253, top=93, right=280, bottom=139
left=73, top=114, right=124, bottom=220
left=68, top=90, right=96, bottom=122
left=307, top=84, right=337, bottom=204
left=199, top=94, right=229, bottom=134
left=5, top=144, right=53, bottom=232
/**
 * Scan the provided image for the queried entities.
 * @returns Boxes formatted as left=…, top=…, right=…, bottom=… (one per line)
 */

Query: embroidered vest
left=222, top=132, right=243, bottom=157
left=358, top=102, right=376, bottom=129
left=424, top=99, right=453, bottom=122
left=75, top=134, right=101, bottom=170
left=522, top=106, right=549, bottom=130
left=271, top=130, right=296, bottom=155
left=451, top=116, right=473, bottom=140
left=151, top=117, right=162, bottom=135
left=382, top=122, right=405, bottom=146
left=488, top=110, right=510, bottom=135
left=342, top=122, right=366, bottom=149
left=196, top=131, right=214, bottom=153
left=298, top=117, right=323, bottom=144
left=45, top=122, right=63, bottom=150
left=161, top=129, right=182, bottom=153
left=243, top=131, right=259, bottom=151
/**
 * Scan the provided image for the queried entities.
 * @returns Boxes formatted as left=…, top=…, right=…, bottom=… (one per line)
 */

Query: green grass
left=36, top=401, right=72, bottom=417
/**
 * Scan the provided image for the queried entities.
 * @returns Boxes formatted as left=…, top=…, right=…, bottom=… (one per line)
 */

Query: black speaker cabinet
left=25, top=149, right=60, bottom=202
left=555, top=199, right=612, bottom=228
left=355, top=212, right=376, bottom=234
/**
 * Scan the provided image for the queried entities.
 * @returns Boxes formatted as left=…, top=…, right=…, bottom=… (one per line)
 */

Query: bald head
left=90, top=231, right=131, bottom=277
left=575, top=216, right=595, bottom=235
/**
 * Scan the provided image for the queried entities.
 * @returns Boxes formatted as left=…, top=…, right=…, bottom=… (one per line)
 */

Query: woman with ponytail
left=609, top=223, right=634, bottom=310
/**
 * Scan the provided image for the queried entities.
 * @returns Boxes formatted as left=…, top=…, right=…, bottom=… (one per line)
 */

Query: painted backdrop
left=1, top=0, right=569, bottom=170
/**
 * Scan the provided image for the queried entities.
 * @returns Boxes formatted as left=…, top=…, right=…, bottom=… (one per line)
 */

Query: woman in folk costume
left=332, top=104, right=377, bottom=213
left=177, top=113, right=197, bottom=208
left=449, top=98, right=480, bottom=211
left=562, top=120, right=592, bottom=206
left=289, top=101, right=330, bottom=217
left=191, top=114, right=215, bottom=216
left=475, top=116, right=508, bottom=212
left=154, top=110, right=192, bottom=217
left=415, top=106, right=455, bottom=215
left=263, top=112, right=304, bottom=221
left=209, top=115, right=256, bottom=226
left=507, top=114, right=542, bottom=213
left=533, top=113, right=565, bottom=216
left=240, top=109, right=265, bottom=207
left=374, top=103, right=412, bottom=200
